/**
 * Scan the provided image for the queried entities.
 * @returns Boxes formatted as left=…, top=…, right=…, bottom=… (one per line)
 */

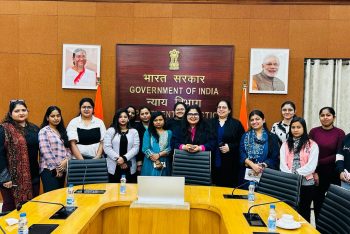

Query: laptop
left=136, top=176, right=185, bottom=205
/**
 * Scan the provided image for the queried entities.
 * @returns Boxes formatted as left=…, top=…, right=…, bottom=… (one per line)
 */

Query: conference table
left=0, top=183, right=319, bottom=234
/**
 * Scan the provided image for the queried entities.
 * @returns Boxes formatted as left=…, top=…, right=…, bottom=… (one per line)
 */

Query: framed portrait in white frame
left=249, top=48, right=289, bottom=94
left=62, top=44, right=101, bottom=90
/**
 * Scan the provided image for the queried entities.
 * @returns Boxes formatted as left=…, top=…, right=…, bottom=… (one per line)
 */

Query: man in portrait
left=64, top=48, right=97, bottom=88
left=251, top=54, right=285, bottom=91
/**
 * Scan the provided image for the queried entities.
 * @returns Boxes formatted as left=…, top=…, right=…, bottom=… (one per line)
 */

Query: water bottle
left=66, top=184, right=75, bottom=209
left=267, top=204, right=277, bottom=231
left=18, top=212, right=28, bottom=234
left=120, top=175, right=126, bottom=194
left=248, top=181, right=255, bottom=203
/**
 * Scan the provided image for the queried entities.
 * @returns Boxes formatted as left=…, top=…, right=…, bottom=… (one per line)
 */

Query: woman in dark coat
left=210, top=100, right=245, bottom=187
left=172, top=105, right=215, bottom=152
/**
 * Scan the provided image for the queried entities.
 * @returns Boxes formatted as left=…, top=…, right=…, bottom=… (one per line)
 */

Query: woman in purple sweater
left=309, top=107, right=345, bottom=224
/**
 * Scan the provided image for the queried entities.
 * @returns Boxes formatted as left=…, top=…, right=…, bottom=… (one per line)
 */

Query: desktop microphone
left=74, top=164, right=106, bottom=194
left=243, top=199, right=287, bottom=227
left=81, top=165, right=88, bottom=194
left=0, top=225, right=5, bottom=234
left=223, top=180, right=258, bottom=199
left=16, top=200, right=77, bottom=219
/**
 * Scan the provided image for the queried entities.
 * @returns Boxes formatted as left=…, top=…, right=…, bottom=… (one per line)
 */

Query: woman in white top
left=280, top=117, right=319, bottom=222
left=271, top=101, right=296, bottom=144
left=104, top=109, right=139, bottom=183
left=67, top=98, right=106, bottom=159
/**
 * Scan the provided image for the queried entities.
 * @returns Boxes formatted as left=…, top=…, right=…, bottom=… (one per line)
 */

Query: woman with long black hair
left=39, top=106, right=72, bottom=192
left=135, top=106, right=152, bottom=174
left=0, top=100, right=40, bottom=211
left=141, top=112, right=172, bottom=176
left=309, top=107, right=345, bottom=222
left=104, top=109, right=139, bottom=183
left=280, top=117, right=319, bottom=222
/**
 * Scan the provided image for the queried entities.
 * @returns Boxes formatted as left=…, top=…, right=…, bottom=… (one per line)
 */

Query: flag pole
left=239, top=80, right=248, bottom=131
left=94, top=77, right=104, bottom=121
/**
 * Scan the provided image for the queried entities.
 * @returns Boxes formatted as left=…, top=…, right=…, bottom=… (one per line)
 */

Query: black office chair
left=256, top=168, right=302, bottom=210
left=66, top=158, right=109, bottom=186
left=317, top=184, right=350, bottom=234
left=172, top=149, right=211, bottom=186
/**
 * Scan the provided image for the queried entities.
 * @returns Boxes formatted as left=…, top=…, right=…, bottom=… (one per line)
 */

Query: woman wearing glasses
left=172, top=105, right=215, bottom=154
left=0, top=100, right=40, bottom=211
left=39, top=106, right=72, bottom=192
left=210, top=100, right=245, bottom=187
left=271, top=101, right=296, bottom=145
left=66, top=98, right=106, bottom=159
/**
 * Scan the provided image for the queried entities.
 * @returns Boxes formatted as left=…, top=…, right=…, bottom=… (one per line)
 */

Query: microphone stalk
left=243, top=199, right=287, bottom=227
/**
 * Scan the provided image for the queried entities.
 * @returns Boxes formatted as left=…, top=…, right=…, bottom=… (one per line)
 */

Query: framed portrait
left=62, top=44, right=101, bottom=90
left=249, top=48, right=289, bottom=94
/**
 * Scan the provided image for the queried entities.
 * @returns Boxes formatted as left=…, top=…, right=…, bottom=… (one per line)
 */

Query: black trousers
left=40, top=169, right=65, bottom=193
left=313, top=171, right=340, bottom=223
left=299, top=185, right=315, bottom=222
left=108, top=165, right=136, bottom=183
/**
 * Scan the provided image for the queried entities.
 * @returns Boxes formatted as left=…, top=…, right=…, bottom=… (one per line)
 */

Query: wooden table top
left=0, top=183, right=319, bottom=234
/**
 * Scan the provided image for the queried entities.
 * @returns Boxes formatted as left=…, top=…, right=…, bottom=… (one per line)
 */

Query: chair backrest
left=317, top=184, right=350, bottom=234
left=172, top=149, right=211, bottom=185
left=67, top=159, right=109, bottom=186
left=256, top=168, right=302, bottom=210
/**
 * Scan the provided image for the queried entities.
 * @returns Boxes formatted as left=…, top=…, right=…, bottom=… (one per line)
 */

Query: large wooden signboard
left=116, top=45, right=234, bottom=118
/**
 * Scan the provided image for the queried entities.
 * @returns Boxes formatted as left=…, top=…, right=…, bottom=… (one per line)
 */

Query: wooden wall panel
left=290, top=5, right=329, bottom=19
left=328, top=20, right=350, bottom=57
left=18, top=54, right=59, bottom=122
left=249, top=19, right=290, bottom=48
left=0, top=1, right=19, bottom=15
left=209, top=19, right=250, bottom=58
left=133, top=18, right=173, bottom=43
left=19, top=15, right=58, bottom=54
left=172, top=4, right=212, bottom=18
left=289, top=20, right=330, bottom=58
left=0, top=55, right=20, bottom=110
left=0, top=15, right=18, bottom=53
left=57, top=16, right=96, bottom=46
left=0, top=1, right=350, bottom=128
left=134, top=3, right=172, bottom=17
left=95, top=17, right=134, bottom=56
left=172, top=18, right=211, bottom=44
left=330, top=5, right=350, bottom=20
left=211, top=4, right=251, bottom=19
left=19, top=1, right=58, bottom=15
left=96, top=2, right=134, bottom=17
left=57, top=1, right=96, bottom=16
left=250, top=5, right=290, bottom=19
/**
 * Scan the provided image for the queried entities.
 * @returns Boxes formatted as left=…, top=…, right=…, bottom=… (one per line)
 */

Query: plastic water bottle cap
left=270, top=204, right=276, bottom=209
left=250, top=181, right=255, bottom=185
left=122, top=175, right=126, bottom=178
left=20, top=212, right=26, bottom=217
left=69, top=184, right=73, bottom=187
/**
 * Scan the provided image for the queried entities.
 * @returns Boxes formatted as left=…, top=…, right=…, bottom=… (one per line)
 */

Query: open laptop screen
left=137, top=176, right=185, bottom=205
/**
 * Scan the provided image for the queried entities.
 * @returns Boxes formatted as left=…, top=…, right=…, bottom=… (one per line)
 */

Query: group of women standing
left=1, top=98, right=350, bottom=223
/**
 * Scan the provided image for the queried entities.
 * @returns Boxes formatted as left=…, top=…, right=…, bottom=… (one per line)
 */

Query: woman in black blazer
left=172, top=105, right=215, bottom=153
left=210, top=100, right=245, bottom=188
